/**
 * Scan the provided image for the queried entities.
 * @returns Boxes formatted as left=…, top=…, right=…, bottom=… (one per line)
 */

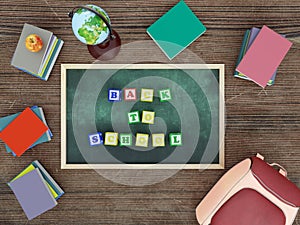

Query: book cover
left=235, top=28, right=277, bottom=85
left=32, top=160, right=64, bottom=199
left=0, top=107, right=48, bottom=156
left=11, top=164, right=59, bottom=199
left=236, top=25, right=292, bottom=87
left=11, top=23, right=53, bottom=75
left=8, top=169, right=57, bottom=220
left=147, top=1, right=206, bottom=60
left=0, top=107, right=52, bottom=155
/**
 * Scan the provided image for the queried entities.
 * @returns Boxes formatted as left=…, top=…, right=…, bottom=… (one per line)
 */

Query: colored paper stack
left=234, top=25, right=292, bottom=88
left=11, top=23, right=64, bottom=81
left=8, top=160, right=64, bottom=220
left=0, top=106, right=52, bottom=157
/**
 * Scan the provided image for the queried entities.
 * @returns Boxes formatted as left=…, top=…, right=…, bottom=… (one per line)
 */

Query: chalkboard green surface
left=61, top=64, right=224, bottom=169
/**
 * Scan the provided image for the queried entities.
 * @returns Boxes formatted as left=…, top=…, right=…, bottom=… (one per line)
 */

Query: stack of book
left=234, top=26, right=292, bottom=87
left=8, top=160, right=64, bottom=220
left=0, top=106, right=52, bottom=157
left=11, top=23, right=63, bottom=81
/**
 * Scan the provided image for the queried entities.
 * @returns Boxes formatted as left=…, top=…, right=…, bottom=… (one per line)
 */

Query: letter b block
left=169, top=133, right=182, bottom=146
left=135, top=133, right=149, bottom=147
left=104, top=132, right=118, bottom=146
left=108, top=89, right=122, bottom=102
left=128, top=111, right=140, bottom=124
left=142, top=111, right=155, bottom=124
left=119, top=133, right=132, bottom=146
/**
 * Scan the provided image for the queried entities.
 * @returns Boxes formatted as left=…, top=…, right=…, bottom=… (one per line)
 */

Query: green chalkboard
left=61, top=64, right=224, bottom=169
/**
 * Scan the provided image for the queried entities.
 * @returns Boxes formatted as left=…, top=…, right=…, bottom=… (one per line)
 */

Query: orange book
left=0, top=107, right=48, bottom=157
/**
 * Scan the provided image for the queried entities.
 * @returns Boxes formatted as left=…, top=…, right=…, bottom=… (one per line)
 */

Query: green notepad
left=147, top=1, right=206, bottom=59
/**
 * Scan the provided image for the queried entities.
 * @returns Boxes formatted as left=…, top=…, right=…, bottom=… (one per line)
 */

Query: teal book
left=147, top=1, right=206, bottom=59
left=0, top=107, right=52, bottom=155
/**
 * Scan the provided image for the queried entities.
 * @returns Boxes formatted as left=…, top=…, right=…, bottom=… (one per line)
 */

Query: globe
left=71, top=4, right=110, bottom=45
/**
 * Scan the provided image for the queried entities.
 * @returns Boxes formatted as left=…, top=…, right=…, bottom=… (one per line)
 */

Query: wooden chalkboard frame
left=61, top=64, right=225, bottom=169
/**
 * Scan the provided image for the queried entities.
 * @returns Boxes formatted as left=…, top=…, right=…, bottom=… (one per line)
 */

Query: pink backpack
left=196, top=154, right=300, bottom=225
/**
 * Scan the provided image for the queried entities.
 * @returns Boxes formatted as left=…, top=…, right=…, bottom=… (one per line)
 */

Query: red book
left=0, top=107, right=48, bottom=156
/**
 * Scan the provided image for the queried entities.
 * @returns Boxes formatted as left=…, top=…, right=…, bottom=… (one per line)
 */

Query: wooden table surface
left=0, top=0, right=300, bottom=224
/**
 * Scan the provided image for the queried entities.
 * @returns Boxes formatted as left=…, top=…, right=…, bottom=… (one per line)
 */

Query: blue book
left=32, top=160, right=64, bottom=200
left=0, top=106, right=52, bottom=155
left=8, top=169, right=57, bottom=220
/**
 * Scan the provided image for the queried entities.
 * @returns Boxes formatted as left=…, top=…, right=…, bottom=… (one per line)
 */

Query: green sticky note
left=147, top=1, right=206, bottom=60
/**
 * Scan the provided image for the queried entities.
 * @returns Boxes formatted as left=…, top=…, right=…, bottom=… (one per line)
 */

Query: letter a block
left=135, top=133, right=149, bottom=147
left=152, top=133, right=165, bottom=147
left=142, top=111, right=155, bottom=124
left=119, top=133, right=132, bottom=146
left=141, top=88, right=154, bottom=102
left=124, top=88, right=137, bottom=101
left=88, top=132, right=103, bottom=146
left=104, top=132, right=118, bottom=146
left=159, top=89, right=172, bottom=102
left=128, top=111, right=140, bottom=124
left=169, top=133, right=182, bottom=146
left=108, top=89, right=122, bottom=102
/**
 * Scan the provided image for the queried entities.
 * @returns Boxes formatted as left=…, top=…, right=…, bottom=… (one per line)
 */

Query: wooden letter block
left=119, top=133, right=132, bottom=146
left=124, top=88, right=137, bottom=101
left=104, top=132, right=118, bottom=146
left=140, top=88, right=154, bottom=102
left=159, top=89, right=172, bottom=102
left=142, top=111, right=155, bottom=124
left=108, top=89, right=122, bottom=102
left=135, top=133, right=149, bottom=147
left=169, top=133, right=182, bottom=146
left=128, top=111, right=140, bottom=124
left=88, top=132, right=103, bottom=146
left=152, top=133, right=165, bottom=147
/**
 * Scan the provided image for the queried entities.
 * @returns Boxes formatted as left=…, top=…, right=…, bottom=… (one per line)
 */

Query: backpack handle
left=269, top=163, right=288, bottom=177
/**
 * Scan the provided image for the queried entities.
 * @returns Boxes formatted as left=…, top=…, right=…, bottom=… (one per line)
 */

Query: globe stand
left=87, top=30, right=121, bottom=60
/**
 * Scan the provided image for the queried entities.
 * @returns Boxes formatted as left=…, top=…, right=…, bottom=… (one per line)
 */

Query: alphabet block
left=152, top=133, right=165, bottom=147
left=88, top=132, right=103, bottom=146
left=142, top=111, right=155, bottom=124
left=135, top=133, right=149, bottom=147
left=119, top=133, right=132, bottom=146
left=108, top=89, right=122, bottom=102
left=169, top=133, right=182, bottom=146
left=159, top=89, right=172, bottom=102
left=124, top=88, right=137, bottom=101
left=128, top=111, right=140, bottom=124
left=104, top=132, right=118, bottom=146
left=140, top=88, right=154, bottom=102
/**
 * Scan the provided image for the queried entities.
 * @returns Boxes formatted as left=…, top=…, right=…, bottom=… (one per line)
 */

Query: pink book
left=236, top=26, right=292, bottom=87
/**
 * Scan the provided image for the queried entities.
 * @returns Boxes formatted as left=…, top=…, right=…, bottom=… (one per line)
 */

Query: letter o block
left=135, top=133, right=149, bottom=147
left=142, top=111, right=155, bottom=124
left=152, top=133, right=165, bottom=147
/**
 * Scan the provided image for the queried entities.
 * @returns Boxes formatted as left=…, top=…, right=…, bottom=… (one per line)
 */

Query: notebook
left=11, top=23, right=64, bottom=81
left=236, top=25, right=292, bottom=87
left=0, top=107, right=48, bottom=156
left=234, top=28, right=277, bottom=86
left=8, top=169, right=57, bottom=220
left=0, top=106, right=52, bottom=155
left=12, top=161, right=64, bottom=200
left=147, top=1, right=206, bottom=59
left=11, top=23, right=53, bottom=75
